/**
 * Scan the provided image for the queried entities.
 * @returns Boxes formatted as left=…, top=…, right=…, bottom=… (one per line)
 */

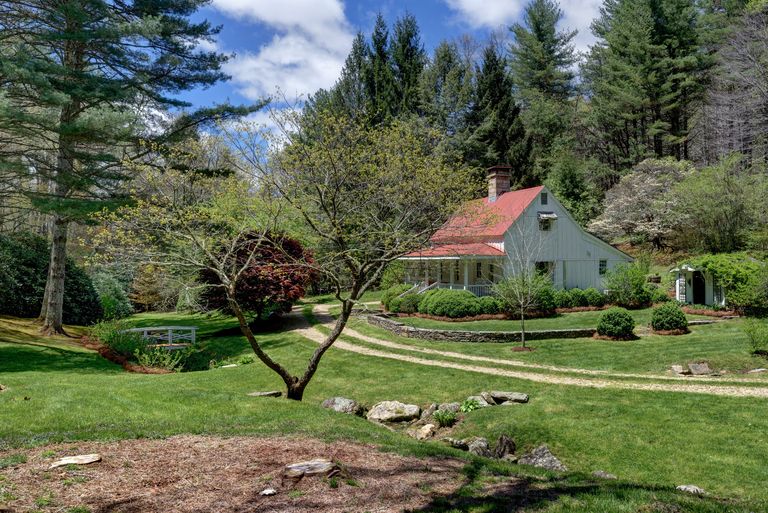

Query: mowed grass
left=395, top=307, right=709, bottom=332
left=350, top=317, right=767, bottom=375
left=1, top=312, right=768, bottom=511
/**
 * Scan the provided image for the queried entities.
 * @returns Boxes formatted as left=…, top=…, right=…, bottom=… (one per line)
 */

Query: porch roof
left=401, top=242, right=505, bottom=260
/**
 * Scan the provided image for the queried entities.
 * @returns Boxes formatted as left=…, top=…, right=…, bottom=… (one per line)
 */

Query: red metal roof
left=403, top=243, right=505, bottom=258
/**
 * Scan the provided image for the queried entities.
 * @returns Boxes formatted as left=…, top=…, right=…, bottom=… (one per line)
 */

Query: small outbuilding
left=669, top=264, right=725, bottom=306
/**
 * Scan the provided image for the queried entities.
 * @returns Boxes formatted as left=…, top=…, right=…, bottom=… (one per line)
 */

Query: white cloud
left=443, top=0, right=525, bottom=28
left=560, top=0, right=601, bottom=54
left=211, top=0, right=354, bottom=101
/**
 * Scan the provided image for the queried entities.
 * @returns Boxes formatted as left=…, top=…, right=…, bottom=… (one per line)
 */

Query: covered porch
left=400, top=243, right=505, bottom=297
left=669, top=265, right=725, bottom=306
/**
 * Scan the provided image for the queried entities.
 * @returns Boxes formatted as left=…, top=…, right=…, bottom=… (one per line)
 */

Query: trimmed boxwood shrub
left=382, top=284, right=412, bottom=310
left=478, top=296, right=500, bottom=314
left=583, top=288, right=606, bottom=307
left=597, top=307, right=635, bottom=339
left=554, top=289, right=573, bottom=308
left=390, top=293, right=421, bottom=314
left=536, top=285, right=557, bottom=314
left=651, top=302, right=688, bottom=332
left=569, top=288, right=589, bottom=307
left=419, top=289, right=482, bottom=318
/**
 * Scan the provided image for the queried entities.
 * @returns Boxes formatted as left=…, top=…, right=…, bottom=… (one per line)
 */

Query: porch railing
left=405, top=281, right=495, bottom=297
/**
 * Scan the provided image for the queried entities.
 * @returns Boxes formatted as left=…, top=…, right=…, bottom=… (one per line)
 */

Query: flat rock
left=480, top=391, right=495, bottom=405
left=592, top=470, right=618, bottom=480
left=688, top=362, right=712, bottom=376
left=467, top=437, right=492, bottom=457
left=220, top=364, right=237, bottom=368
left=421, top=403, right=437, bottom=419
left=670, top=365, right=686, bottom=375
left=50, top=454, right=101, bottom=469
left=465, top=395, right=491, bottom=408
left=367, top=401, right=420, bottom=422
left=259, top=488, right=277, bottom=496
left=518, top=445, right=567, bottom=472
left=493, top=434, right=516, bottom=459
left=407, top=423, right=436, bottom=441
left=438, top=402, right=460, bottom=413
left=676, top=484, right=705, bottom=495
left=284, top=458, right=338, bottom=479
left=442, top=437, right=469, bottom=451
left=748, top=368, right=768, bottom=374
left=0, top=384, right=6, bottom=392
left=490, top=391, right=529, bottom=404
left=247, top=391, right=282, bottom=398
left=321, top=397, right=361, bottom=415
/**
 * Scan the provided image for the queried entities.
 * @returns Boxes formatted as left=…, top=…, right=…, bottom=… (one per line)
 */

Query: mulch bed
left=681, top=307, right=738, bottom=317
left=0, top=435, right=466, bottom=513
left=652, top=328, right=690, bottom=336
left=592, top=333, right=639, bottom=341
left=399, top=311, right=553, bottom=323
left=80, top=336, right=172, bottom=374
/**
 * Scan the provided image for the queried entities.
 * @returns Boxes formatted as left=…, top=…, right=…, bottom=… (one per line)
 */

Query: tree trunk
left=39, top=216, right=69, bottom=335
left=520, top=309, right=526, bottom=349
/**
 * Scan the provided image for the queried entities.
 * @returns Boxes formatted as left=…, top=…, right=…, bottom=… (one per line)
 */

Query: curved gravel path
left=289, top=304, right=768, bottom=398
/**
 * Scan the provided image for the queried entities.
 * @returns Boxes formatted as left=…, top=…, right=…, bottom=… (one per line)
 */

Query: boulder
left=480, top=391, right=495, bottom=405
left=284, top=458, right=338, bottom=479
left=367, top=401, right=420, bottom=422
left=676, top=484, right=705, bottom=495
left=407, top=423, right=436, bottom=441
left=592, top=470, right=618, bottom=480
left=247, top=391, right=282, bottom=398
left=321, top=397, right=361, bottom=415
left=438, top=402, right=460, bottom=413
left=501, top=454, right=518, bottom=463
left=490, top=391, right=529, bottom=404
left=421, top=403, right=437, bottom=419
left=467, top=437, right=492, bottom=457
left=687, top=362, right=711, bottom=376
left=670, top=365, right=686, bottom=375
left=442, top=437, right=469, bottom=451
left=518, top=445, right=567, bottom=472
left=465, top=396, right=491, bottom=408
left=493, top=434, right=516, bottom=459
left=0, top=384, right=6, bottom=392
left=50, top=454, right=101, bottom=469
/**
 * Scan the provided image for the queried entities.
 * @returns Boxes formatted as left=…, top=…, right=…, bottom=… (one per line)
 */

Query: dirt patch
left=511, top=346, right=535, bottom=352
left=80, top=336, right=172, bottom=374
left=0, top=435, right=466, bottom=513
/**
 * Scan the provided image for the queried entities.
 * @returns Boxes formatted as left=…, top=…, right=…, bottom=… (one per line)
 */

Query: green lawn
left=350, top=317, right=767, bottom=375
left=2, top=312, right=768, bottom=511
left=394, top=307, right=709, bottom=332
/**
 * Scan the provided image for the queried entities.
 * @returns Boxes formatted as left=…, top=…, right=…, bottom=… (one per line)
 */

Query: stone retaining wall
left=367, top=314, right=596, bottom=343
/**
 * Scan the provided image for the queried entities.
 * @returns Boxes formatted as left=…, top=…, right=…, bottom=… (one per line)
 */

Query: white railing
left=121, top=326, right=197, bottom=350
left=405, top=281, right=495, bottom=297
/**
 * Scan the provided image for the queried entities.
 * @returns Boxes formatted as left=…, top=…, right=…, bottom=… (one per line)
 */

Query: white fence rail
left=405, top=281, right=495, bottom=297
left=121, top=326, right=197, bottom=350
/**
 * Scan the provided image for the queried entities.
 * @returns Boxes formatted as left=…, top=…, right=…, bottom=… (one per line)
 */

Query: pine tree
left=464, top=46, right=532, bottom=188
left=0, top=0, right=254, bottom=334
left=419, top=41, right=474, bottom=136
left=391, top=13, right=427, bottom=115
left=363, top=13, right=398, bottom=124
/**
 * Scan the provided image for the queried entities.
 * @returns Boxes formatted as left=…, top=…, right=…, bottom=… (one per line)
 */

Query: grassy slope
left=1, top=312, right=767, bottom=511
left=350, top=317, right=766, bottom=374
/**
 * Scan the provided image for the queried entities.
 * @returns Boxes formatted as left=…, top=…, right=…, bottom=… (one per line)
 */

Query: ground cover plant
left=2, top=311, right=768, bottom=512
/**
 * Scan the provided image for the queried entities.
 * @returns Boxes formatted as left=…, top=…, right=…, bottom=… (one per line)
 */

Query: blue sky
left=180, top=0, right=602, bottom=112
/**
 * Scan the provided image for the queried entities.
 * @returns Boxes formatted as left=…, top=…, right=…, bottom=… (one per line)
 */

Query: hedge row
left=553, top=288, right=606, bottom=308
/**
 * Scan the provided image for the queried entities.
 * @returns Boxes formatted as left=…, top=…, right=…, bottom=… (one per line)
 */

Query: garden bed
left=681, top=306, right=739, bottom=318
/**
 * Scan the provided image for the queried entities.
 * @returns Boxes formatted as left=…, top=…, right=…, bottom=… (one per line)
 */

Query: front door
left=692, top=271, right=706, bottom=305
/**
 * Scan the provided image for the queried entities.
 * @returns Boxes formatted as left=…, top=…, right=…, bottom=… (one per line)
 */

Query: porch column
left=464, top=260, right=469, bottom=290
left=424, top=261, right=429, bottom=284
left=449, top=261, right=454, bottom=287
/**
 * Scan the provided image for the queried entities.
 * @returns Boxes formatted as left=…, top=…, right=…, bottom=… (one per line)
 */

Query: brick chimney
left=487, top=165, right=512, bottom=203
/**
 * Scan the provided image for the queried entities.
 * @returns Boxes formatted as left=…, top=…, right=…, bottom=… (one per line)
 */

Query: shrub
left=388, top=295, right=405, bottom=313
left=133, top=346, right=191, bottom=372
left=478, top=296, right=500, bottom=314
left=651, top=302, right=688, bottom=332
left=0, top=232, right=103, bottom=324
left=92, top=272, right=133, bottom=320
left=649, top=286, right=672, bottom=303
left=432, top=409, right=457, bottom=428
left=382, top=284, right=412, bottom=310
left=604, top=262, right=652, bottom=308
left=420, top=289, right=482, bottom=318
left=460, top=398, right=481, bottom=413
left=597, top=307, right=636, bottom=339
left=397, top=293, right=422, bottom=314
left=535, top=284, right=557, bottom=314
left=569, top=288, right=589, bottom=307
left=91, top=320, right=146, bottom=357
left=583, top=288, right=606, bottom=307
left=554, top=289, right=573, bottom=308
left=743, top=319, right=768, bottom=354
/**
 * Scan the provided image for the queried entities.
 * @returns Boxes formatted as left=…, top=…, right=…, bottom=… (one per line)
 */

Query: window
left=539, top=218, right=552, bottom=231
left=454, top=263, right=459, bottom=282
left=541, top=192, right=548, bottom=205
left=489, top=263, right=495, bottom=278
left=535, top=261, right=555, bottom=281
left=476, top=262, right=482, bottom=279
left=599, top=260, right=607, bottom=276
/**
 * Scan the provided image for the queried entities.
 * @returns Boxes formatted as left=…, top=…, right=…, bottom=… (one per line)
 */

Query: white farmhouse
left=400, top=166, right=633, bottom=296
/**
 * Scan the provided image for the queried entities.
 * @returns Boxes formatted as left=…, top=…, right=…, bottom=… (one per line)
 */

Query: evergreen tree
left=363, top=13, right=398, bottom=124
left=391, top=13, right=427, bottom=115
left=464, top=46, right=532, bottom=187
left=0, top=0, right=254, bottom=334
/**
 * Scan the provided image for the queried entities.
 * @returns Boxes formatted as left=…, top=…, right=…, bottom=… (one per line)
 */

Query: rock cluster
left=466, top=391, right=529, bottom=407
left=671, top=363, right=713, bottom=376
left=366, top=401, right=421, bottom=422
